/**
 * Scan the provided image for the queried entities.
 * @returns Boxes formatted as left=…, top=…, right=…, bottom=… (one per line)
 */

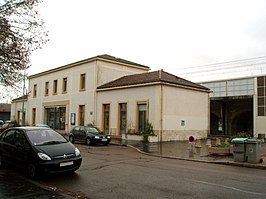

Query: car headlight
left=75, top=147, right=81, bottom=156
left=38, top=153, right=51, bottom=160
left=107, top=136, right=110, bottom=139
left=94, top=136, right=100, bottom=139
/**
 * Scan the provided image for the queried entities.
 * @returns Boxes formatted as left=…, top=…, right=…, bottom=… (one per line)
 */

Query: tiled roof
left=97, top=70, right=210, bottom=91
left=96, top=54, right=149, bottom=69
left=11, top=95, right=28, bottom=102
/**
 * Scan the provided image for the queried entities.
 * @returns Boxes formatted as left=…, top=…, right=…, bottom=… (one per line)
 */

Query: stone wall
left=161, top=130, right=208, bottom=141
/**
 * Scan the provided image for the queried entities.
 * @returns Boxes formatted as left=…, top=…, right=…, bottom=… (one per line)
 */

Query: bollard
left=195, top=139, right=202, bottom=148
left=216, top=138, right=221, bottom=145
left=224, top=138, right=230, bottom=145
left=188, top=136, right=195, bottom=158
left=206, top=139, right=211, bottom=146
left=188, top=142, right=195, bottom=158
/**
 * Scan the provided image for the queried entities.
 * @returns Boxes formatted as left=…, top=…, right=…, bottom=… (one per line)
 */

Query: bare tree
left=0, top=0, right=48, bottom=89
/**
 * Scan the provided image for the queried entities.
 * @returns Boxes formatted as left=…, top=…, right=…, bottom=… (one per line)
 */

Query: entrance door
left=103, top=104, right=110, bottom=134
left=46, top=107, right=66, bottom=130
left=119, top=103, right=127, bottom=135
left=79, top=105, right=85, bottom=126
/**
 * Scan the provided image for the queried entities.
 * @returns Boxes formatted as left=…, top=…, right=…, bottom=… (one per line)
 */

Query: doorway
left=46, top=107, right=66, bottom=130
left=119, top=103, right=127, bottom=135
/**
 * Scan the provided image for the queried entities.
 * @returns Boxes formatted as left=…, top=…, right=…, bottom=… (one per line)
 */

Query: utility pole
left=21, top=69, right=26, bottom=126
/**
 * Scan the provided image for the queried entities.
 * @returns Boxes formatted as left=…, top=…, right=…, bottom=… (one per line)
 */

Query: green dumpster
left=231, top=138, right=248, bottom=162
left=246, top=139, right=261, bottom=163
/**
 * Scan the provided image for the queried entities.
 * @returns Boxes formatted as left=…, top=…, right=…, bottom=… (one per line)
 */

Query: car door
left=79, top=126, right=87, bottom=142
left=13, top=130, right=31, bottom=169
left=1, top=129, right=16, bottom=165
left=73, top=126, right=80, bottom=141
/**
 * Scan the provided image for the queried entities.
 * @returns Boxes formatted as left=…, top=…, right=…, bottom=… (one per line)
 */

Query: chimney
left=159, top=69, right=163, bottom=79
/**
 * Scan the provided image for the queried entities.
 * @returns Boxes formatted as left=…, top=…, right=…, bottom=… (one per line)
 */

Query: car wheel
left=86, top=137, right=91, bottom=145
left=69, top=135, right=74, bottom=143
left=28, top=164, right=37, bottom=179
left=0, top=154, right=5, bottom=168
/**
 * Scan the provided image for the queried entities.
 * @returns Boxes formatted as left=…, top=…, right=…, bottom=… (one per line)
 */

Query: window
left=33, top=84, right=37, bottom=97
left=32, top=108, right=36, bottom=126
left=119, top=103, right=127, bottom=135
left=103, top=104, right=110, bottom=134
left=17, top=111, right=20, bottom=124
left=202, top=78, right=254, bottom=97
left=137, top=102, right=147, bottom=133
left=62, top=77, right=67, bottom=93
left=257, top=76, right=266, bottom=116
left=14, top=130, right=29, bottom=148
left=45, top=81, right=49, bottom=96
left=80, top=73, right=86, bottom=91
left=3, top=130, right=16, bottom=144
left=79, top=105, right=85, bottom=126
left=53, top=80, right=58, bottom=95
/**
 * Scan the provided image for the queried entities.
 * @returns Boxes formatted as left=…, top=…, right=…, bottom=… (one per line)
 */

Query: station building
left=11, top=55, right=210, bottom=142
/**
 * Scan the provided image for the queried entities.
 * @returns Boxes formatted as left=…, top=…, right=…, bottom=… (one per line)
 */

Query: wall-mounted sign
left=71, top=113, right=76, bottom=125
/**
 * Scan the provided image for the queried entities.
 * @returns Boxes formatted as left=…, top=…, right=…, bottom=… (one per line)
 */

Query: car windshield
left=84, top=127, right=102, bottom=135
left=26, top=129, right=67, bottom=146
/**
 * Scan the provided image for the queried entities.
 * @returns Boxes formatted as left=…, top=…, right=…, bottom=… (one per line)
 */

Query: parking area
left=1, top=142, right=266, bottom=199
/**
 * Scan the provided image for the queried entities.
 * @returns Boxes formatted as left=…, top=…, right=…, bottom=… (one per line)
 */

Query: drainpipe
left=253, top=77, right=257, bottom=137
left=160, top=84, right=163, bottom=142
left=159, top=70, right=163, bottom=142
left=94, top=60, right=98, bottom=126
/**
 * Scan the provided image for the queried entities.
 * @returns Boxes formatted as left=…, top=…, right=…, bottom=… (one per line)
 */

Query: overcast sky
left=29, top=0, right=266, bottom=79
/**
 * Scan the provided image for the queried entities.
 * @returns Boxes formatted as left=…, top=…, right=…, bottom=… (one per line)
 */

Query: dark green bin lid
left=247, top=139, right=260, bottom=143
left=231, top=138, right=248, bottom=143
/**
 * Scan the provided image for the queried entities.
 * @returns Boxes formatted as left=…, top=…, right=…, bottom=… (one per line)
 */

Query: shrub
left=141, top=122, right=154, bottom=142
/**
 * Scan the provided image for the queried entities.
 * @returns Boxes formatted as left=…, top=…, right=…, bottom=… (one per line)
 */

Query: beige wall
left=96, top=60, right=148, bottom=87
left=27, top=61, right=97, bottom=130
left=163, top=86, right=209, bottom=129
left=10, top=100, right=27, bottom=125
left=96, top=85, right=160, bottom=136
left=256, top=117, right=266, bottom=136
left=162, top=86, right=209, bottom=141
left=15, top=59, right=148, bottom=132
left=96, top=84, right=210, bottom=141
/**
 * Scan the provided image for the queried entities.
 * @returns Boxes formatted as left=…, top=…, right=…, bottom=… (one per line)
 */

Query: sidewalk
left=0, top=169, right=73, bottom=199
left=111, top=139, right=266, bottom=169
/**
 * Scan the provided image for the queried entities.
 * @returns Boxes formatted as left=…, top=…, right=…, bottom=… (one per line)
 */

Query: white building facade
left=96, top=71, right=210, bottom=141
left=11, top=55, right=210, bottom=141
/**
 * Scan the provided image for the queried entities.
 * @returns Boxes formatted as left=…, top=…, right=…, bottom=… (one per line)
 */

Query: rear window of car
left=74, top=127, right=80, bottom=131
left=84, top=127, right=102, bottom=134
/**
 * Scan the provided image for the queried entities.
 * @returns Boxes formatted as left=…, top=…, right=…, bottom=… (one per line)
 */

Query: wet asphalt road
left=40, top=144, right=266, bottom=199
left=1, top=143, right=266, bottom=198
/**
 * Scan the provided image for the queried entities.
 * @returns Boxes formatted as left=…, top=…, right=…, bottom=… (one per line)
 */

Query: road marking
left=187, top=179, right=266, bottom=196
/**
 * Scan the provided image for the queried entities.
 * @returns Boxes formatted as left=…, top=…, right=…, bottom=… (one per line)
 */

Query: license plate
left=102, top=138, right=107, bottom=141
left=60, top=161, right=74, bottom=167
